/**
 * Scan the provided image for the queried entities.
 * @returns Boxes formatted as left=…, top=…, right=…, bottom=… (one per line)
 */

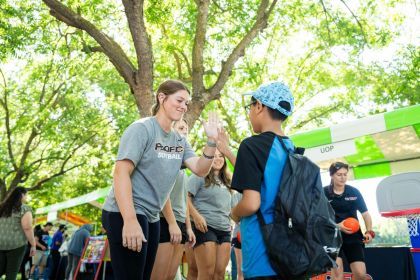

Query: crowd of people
left=0, top=194, right=95, bottom=280
left=0, top=79, right=374, bottom=280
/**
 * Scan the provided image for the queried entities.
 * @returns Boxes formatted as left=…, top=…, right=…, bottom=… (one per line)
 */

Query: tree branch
left=178, top=50, right=193, bottom=78
left=192, top=0, right=211, bottom=95
left=39, top=39, right=61, bottom=104
left=319, top=0, right=332, bottom=42
left=294, top=105, right=337, bottom=130
left=339, top=0, right=368, bottom=44
left=0, top=69, right=18, bottom=170
left=121, top=0, right=154, bottom=91
left=209, top=0, right=278, bottom=97
left=161, top=24, right=193, bottom=80
left=27, top=131, right=98, bottom=191
left=28, top=163, right=83, bottom=191
left=173, top=51, right=184, bottom=80
left=216, top=100, right=241, bottom=145
left=9, top=128, right=39, bottom=188
left=42, top=0, right=137, bottom=88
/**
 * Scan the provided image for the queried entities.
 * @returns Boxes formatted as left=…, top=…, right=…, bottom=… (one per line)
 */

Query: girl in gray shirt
left=188, top=148, right=239, bottom=280
left=102, top=80, right=221, bottom=280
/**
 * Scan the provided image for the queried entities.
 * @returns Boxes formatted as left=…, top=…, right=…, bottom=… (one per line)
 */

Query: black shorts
left=232, top=237, right=241, bottom=249
left=338, top=242, right=365, bottom=264
left=193, top=224, right=231, bottom=247
left=159, top=217, right=188, bottom=244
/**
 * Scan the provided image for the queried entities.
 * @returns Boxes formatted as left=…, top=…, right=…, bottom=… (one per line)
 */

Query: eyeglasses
left=244, top=101, right=257, bottom=113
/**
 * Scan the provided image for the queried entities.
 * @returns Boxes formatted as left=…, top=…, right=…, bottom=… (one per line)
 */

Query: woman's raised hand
left=202, top=111, right=221, bottom=141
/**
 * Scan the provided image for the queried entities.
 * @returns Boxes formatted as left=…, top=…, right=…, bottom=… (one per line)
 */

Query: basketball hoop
left=381, top=208, right=420, bottom=237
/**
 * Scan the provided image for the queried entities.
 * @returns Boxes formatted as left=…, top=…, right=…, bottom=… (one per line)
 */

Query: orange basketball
left=237, top=231, right=241, bottom=243
left=343, top=217, right=360, bottom=233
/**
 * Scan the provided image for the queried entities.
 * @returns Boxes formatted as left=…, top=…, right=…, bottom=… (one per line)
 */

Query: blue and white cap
left=244, top=81, right=294, bottom=116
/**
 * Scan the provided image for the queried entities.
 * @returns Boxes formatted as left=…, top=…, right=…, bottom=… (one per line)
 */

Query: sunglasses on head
left=332, top=162, right=349, bottom=170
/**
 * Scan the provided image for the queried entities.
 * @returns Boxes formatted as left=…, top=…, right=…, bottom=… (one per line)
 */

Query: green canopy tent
left=290, top=104, right=420, bottom=180
left=36, top=104, right=420, bottom=215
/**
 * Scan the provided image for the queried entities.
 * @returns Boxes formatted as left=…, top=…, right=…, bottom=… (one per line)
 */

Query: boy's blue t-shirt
left=231, top=132, right=293, bottom=278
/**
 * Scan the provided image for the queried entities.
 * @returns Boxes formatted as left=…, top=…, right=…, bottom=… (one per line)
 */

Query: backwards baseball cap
left=244, top=81, right=294, bottom=116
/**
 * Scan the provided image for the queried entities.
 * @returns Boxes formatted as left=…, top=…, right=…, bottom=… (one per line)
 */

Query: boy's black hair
left=251, top=97, right=290, bottom=121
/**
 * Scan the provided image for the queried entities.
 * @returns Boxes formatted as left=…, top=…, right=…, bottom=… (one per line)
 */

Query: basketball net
left=382, top=208, right=420, bottom=237
left=407, top=214, right=420, bottom=237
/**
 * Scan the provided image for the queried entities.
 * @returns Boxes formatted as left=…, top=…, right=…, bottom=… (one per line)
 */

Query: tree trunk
left=0, top=181, right=6, bottom=202
left=132, top=84, right=155, bottom=117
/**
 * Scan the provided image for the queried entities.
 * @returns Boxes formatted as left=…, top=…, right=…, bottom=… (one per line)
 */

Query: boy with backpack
left=231, top=81, right=341, bottom=280
left=230, top=81, right=294, bottom=279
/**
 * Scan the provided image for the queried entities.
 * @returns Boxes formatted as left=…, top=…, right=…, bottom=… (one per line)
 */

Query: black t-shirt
left=323, top=184, right=368, bottom=243
left=35, top=229, right=49, bottom=250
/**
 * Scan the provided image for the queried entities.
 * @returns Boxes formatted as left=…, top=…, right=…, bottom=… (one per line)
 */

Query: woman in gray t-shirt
left=101, top=80, right=221, bottom=280
left=188, top=149, right=238, bottom=279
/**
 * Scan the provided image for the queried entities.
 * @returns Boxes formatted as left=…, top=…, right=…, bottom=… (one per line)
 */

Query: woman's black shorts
left=193, top=224, right=231, bottom=247
left=338, top=242, right=365, bottom=263
left=159, top=217, right=188, bottom=244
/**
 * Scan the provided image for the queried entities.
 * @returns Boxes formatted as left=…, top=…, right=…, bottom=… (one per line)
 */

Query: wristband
left=202, top=152, right=214, bottom=159
left=365, top=230, right=375, bottom=238
left=206, top=140, right=217, bottom=147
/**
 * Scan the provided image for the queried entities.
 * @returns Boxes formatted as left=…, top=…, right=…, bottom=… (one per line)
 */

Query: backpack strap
left=257, top=136, right=305, bottom=225
left=277, top=135, right=305, bottom=155
left=257, top=209, right=266, bottom=225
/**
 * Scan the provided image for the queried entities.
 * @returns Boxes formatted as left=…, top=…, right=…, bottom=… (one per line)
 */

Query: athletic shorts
left=193, top=224, right=231, bottom=247
left=33, top=250, right=48, bottom=266
left=159, top=217, right=188, bottom=244
left=232, top=237, right=241, bottom=249
left=338, top=242, right=365, bottom=263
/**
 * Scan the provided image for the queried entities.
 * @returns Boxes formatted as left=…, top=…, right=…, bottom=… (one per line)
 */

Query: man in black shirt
left=29, top=222, right=53, bottom=280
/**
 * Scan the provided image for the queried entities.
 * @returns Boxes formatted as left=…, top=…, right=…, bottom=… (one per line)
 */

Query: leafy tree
left=41, top=0, right=279, bottom=125
left=0, top=45, right=115, bottom=200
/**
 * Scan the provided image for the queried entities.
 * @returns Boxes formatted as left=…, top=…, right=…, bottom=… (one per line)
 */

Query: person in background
left=324, top=162, right=374, bottom=280
left=57, top=233, right=69, bottom=280
left=151, top=119, right=196, bottom=280
left=30, top=222, right=53, bottom=280
left=185, top=129, right=236, bottom=280
left=187, top=148, right=239, bottom=280
left=231, top=223, right=243, bottom=280
left=65, top=224, right=93, bottom=280
left=0, top=187, right=36, bottom=280
left=49, top=224, right=66, bottom=280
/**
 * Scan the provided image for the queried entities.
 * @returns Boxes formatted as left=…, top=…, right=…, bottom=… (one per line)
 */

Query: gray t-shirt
left=103, top=117, right=196, bottom=222
left=188, top=174, right=235, bottom=232
left=168, top=169, right=188, bottom=223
